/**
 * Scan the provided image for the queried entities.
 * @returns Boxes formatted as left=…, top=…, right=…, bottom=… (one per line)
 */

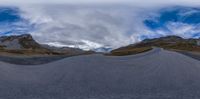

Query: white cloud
left=0, top=0, right=200, bottom=7
left=18, top=5, right=150, bottom=50
left=166, top=22, right=200, bottom=38
left=16, top=4, right=200, bottom=50
left=0, top=1, right=198, bottom=50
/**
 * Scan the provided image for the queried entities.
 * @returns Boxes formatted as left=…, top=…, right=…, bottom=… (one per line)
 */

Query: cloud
left=18, top=5, right=151, bottom=50
left=142, top=6, right=200, bottom=39
left=0, top=7, right=33, bottom=36
left=166, top=22, right=200, bottom=38
left=0, top=0, right=200, bottom=7
left=16, top=4, right=200, bottom=50
left=0, top=2, right=199, bottom=50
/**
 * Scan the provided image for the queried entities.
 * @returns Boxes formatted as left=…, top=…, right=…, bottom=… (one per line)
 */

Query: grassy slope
left=109, top=36, right=200, bottom=56
left=108, top=47, right=152, bottom=56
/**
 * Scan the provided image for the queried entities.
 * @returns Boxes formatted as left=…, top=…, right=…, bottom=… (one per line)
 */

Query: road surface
left=0, top=48, right=200, bottom=99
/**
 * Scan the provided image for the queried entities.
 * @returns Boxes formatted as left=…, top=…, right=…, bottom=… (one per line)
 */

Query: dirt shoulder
left=171, top=49, right=200, bottom=61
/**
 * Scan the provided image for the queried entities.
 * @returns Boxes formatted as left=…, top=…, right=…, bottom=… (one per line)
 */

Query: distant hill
left=1, top=34, right=199, bottom=56
left=0, top=34, right=92, bottom=56
left=110, top=36, right=200, bottom=56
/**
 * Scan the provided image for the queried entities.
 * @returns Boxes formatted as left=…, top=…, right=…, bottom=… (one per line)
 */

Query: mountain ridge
left=110, top=35, right=200, bottom=56
left=0, top=34, right=92, bottom=56
left=0, top=34, right=200, bottom=56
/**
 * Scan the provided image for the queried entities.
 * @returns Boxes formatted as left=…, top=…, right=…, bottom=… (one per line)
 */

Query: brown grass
left=159, top=42, right=200, bottom=53
left=108, top=47, right=152, bottom=56
left=135, top=41, right=200, bottom=53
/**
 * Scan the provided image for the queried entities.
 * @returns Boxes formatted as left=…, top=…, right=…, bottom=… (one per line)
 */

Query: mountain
left=42, top=44, right=94, bottom=55
left=110, top=35, right=200, bottom=56
left=0, top=34, right=90, bottom=56
left=1, top=34, right=199, bottom=56
left=0, top=34, right=42, bottom=50
left=93, top=47, right=112, bottom=52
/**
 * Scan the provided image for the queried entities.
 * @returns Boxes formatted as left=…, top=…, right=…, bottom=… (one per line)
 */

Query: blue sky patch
left=0, top=7, right=21, bottom=23
left=0, top=7, right=33, bottom=36
left=144, top=6, right=200, bottom=30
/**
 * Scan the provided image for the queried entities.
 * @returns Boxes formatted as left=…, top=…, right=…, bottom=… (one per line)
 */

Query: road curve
left=0, top=48, right=200, bottom=99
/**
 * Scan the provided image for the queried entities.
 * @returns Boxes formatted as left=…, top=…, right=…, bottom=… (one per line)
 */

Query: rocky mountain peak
left=0, top=34, right=41, bottom=50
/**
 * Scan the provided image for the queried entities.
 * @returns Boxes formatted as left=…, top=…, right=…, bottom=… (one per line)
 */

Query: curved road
left=0, top=48, right=200, bottom=99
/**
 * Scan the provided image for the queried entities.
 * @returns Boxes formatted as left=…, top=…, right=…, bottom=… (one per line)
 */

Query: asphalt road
left=0, top=55, right=68, bottom=65
left=0, top=48, right=200, bottom=99
left=177, top=51, right=200, bottom=61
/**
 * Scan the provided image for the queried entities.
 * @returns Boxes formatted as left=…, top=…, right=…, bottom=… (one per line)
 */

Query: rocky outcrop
left=0, top=34, right=89, bottom=55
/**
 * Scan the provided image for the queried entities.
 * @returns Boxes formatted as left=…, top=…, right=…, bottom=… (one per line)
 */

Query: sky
left=0, top=0, right=199, bottom=5
left=0, top=0, right=199, bottom=51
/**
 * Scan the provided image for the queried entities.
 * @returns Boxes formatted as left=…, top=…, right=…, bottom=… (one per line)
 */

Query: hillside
left=0, top=34, right=92, bottom=56
left=110, top=36, right=200, bottom=56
